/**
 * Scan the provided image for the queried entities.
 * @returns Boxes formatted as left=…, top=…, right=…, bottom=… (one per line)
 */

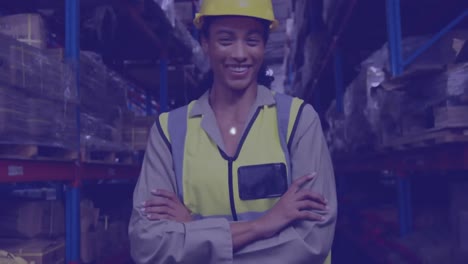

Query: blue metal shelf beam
left=65, top=0, right=81, bottom=262
left=386, top=0, right=468, bottom=77
left=404, top=9, right=468, bottom=67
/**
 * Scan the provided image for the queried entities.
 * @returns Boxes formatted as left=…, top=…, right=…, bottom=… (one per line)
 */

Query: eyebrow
left=214, top=29, right=264, bottom=37
left=215, top=30, right=234, bottom=36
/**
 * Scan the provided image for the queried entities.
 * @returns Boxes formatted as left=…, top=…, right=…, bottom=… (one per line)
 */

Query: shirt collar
left=189, top=85, right=276, bottom=118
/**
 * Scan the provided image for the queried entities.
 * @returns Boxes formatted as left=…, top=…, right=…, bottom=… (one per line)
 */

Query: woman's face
left=202, top=16, right=267, bottom=91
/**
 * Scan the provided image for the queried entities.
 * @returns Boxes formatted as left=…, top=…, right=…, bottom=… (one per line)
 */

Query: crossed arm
left=129, top=105, right=337, bottom=263
left=140, top=173, right=327, bottom=252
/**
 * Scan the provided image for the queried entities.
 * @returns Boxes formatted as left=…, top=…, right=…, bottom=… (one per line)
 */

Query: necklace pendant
left=229, top=127, right=237, bottom=136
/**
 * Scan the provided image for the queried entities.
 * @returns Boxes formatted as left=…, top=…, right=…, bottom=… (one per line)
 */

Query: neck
left=209, top=81, right=258, bottom=121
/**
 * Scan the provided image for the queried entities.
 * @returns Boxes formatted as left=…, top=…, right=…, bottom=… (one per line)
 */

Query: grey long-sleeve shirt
left=129, top=86, right=337, bottom=264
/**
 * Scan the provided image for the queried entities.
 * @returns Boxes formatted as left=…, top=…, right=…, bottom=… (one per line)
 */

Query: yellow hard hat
left=194, top=0, right=278, bottom=30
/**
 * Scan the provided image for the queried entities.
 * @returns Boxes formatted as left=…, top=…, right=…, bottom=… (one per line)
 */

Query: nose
left=231, top=41, right=248, bottom=62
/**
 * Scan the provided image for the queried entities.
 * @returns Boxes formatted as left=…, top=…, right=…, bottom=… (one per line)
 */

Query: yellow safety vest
left=159, top=91, right=332, bottom=263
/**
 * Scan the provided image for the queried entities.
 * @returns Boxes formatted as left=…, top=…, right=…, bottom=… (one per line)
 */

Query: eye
left=246, top=36, right=262, bottom=47
left=217, top=36, right=233, bottom=46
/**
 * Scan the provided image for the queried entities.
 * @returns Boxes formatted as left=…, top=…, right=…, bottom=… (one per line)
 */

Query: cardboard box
left=80, top=199, right=100, bottom=263
left=0, top=34, right=72, bottom=103
left=123, top=115, right=156, bottom=151
left=95, top=218, right=128, bottom=261
left=0, top=238, right=65, bottom=264
left=81, top=231, right=97, bottom=263
left=0, top=200, right=65, bottom=239
left=0, top=14, right=47, bottom=49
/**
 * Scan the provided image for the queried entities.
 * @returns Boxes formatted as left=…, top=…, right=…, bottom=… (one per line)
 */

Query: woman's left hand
left=141, top=189, right=193, bottom=223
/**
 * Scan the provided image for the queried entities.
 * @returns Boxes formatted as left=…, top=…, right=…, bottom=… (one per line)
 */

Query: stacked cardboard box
left=0, top=14, right=134, bottom=153
left=325, top=30, right=468, bottom=156
left=123, top=114, right=157, bottom=151
left=79, top=199, right=130, bottom=263
left=0, top=31, right=78, bottom=149
left=0, top=199, right=65, bottom=264
left=0, top=14, right=47, bottom=49
left=0, top=200, right=65, bottom=239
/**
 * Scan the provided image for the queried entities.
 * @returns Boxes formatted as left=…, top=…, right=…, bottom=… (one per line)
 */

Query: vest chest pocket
left=237, top=163, right=287, bottom=200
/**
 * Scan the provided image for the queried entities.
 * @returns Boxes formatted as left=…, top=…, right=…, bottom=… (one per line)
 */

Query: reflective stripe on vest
left=159, top=92, right=304, bottom=219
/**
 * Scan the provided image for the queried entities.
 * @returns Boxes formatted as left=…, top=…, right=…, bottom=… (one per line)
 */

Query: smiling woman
left=197, top=16, right=274, bottom=91
left=129, top=0, right=337, bottom=263
left=202, top=16, right=268, bottom=93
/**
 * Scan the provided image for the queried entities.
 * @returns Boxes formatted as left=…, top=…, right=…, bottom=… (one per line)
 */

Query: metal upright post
left=385, top=0, right=403, bottom=77
left=386, top=0, right=413, bottom=238
left=160, top=59, right=169, bottom=112
left=396, top=176, right=408, bottom=236
left=65, top=0, right=81, bottom=263
left=396, top=172, right=412, bottom=237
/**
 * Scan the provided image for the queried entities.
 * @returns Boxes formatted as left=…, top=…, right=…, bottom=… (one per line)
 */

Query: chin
left=225, top=78, right=257, bottom=91
left=226, top=83, right=250, bottom=91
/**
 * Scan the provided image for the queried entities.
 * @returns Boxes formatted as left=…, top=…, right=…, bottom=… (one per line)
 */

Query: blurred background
left=0, top=0, right=467, bottom=263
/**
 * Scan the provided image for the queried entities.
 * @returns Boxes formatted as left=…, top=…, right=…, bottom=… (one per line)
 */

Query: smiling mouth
left=226, top=65, right=251, bottom=74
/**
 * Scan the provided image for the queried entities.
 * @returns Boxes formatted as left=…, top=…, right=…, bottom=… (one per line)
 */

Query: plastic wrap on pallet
left=327, top=32, right=468, bottom=155
left=325, top=71, right=378, bottom=156
left=325, top=101, right=347, bottom=156
left=81, top=113, right=129, bottom=152
left=0, top=85, right=78, bottom=149
left=0, top=34, right=78, bottom=150
left=343, top=72, right=378, bottom=153
left=0, top=33, right=78, bottom=103
left=364, top=30, right=468, bottom=88
left=46, top=49, right=128, bottom=125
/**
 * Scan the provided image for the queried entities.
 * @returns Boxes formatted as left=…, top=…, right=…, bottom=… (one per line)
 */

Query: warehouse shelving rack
left=0, top=0, right=166, bottom=263
left=330, top=0, right=468, bottom=246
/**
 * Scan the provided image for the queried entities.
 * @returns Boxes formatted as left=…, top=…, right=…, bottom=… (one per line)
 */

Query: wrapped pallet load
left=0, top=32, right=78, bottom=152
left=326, top=29, right=468, bottom=156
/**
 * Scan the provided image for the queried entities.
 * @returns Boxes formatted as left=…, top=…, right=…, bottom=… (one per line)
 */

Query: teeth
left=229, top=66, right=248, bottom=73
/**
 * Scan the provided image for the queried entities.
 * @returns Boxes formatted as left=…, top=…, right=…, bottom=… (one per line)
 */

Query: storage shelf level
left=335, top=143, right=468, bottom=174
left=0, top=159, right=140, bottom=183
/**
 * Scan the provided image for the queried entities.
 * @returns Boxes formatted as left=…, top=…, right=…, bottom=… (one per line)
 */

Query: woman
left=129, top=1, right=337, bottom=263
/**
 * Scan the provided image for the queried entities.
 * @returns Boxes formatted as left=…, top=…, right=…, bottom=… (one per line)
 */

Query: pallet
left=80, top=149, right=135, bottom=165
left=379, top=127, right=468, bottom=151
left=433, top=105, right=468, bottom=128
left=0, top=144, right=78, bottom=160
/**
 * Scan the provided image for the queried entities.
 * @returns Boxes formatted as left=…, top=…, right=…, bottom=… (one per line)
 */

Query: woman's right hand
left=255, top=173, right=328, bottom=239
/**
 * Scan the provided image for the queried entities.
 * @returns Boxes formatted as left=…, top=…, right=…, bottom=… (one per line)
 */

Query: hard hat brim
left=193, top=14, right=278, bottom=31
